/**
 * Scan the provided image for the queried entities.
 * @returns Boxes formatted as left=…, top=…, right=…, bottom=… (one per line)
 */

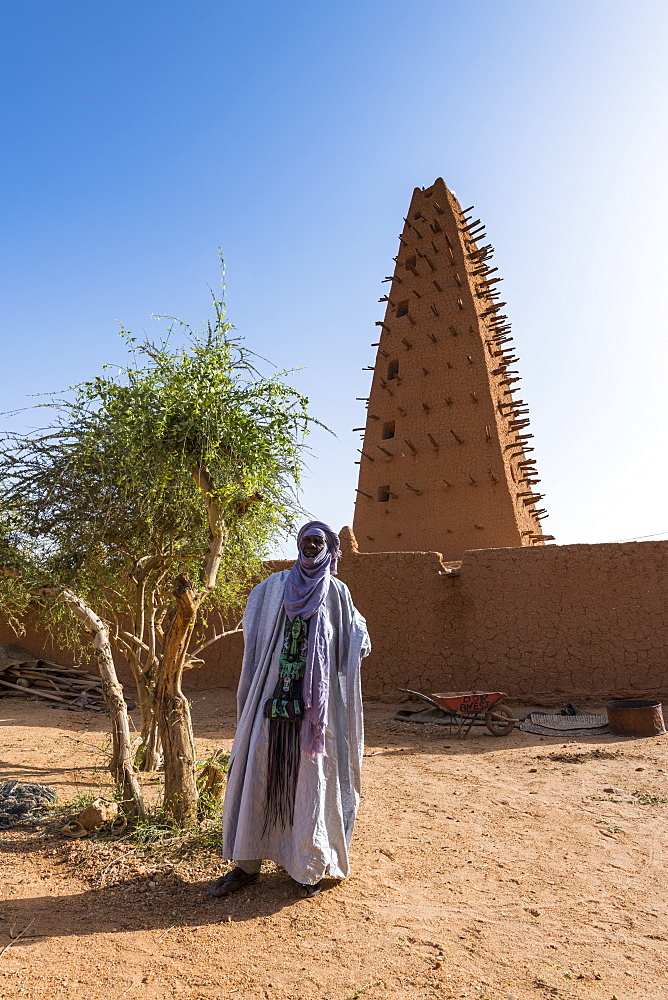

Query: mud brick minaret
left=352, top=177, right=551, bottom=560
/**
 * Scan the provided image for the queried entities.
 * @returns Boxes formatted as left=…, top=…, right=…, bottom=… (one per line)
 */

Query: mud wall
left=0, top=615, right=81, bottom=668
left=344, top=536, right=668, bottom=702
left=449, top=539, right=668, bottom=703
left=3, top=536, right=667, bottom=703
left=192, top=532, right=668, bottom=703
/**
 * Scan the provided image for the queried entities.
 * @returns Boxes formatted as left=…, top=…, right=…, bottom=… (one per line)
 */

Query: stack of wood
left=0, top=643, right=104, bottom=711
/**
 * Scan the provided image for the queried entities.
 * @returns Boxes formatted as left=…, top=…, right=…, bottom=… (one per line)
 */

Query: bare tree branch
left=190, top=463, right=226, bottom=594
left=190, top=626, right=243, bottom=658
left=1, top=576, right=145, bottom=819
left=120, top=630, right=151, bottom=654
left=0, top=566, right=21, bottom=580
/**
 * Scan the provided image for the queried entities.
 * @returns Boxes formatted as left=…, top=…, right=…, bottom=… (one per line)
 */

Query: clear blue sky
left=2, top=0, right=667, bottom=555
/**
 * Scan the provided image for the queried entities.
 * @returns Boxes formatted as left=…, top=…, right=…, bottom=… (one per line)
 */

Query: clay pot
left=606, top=699, right=666, bottom=738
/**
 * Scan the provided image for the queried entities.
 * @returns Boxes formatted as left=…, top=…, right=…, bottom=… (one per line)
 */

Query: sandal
left=296, top=880, right=323, bottom=899
left=208, top=867, right=260, bottom=897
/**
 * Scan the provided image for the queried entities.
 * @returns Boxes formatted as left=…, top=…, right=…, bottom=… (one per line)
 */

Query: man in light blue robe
left=209, top=523, right=370, bottom=899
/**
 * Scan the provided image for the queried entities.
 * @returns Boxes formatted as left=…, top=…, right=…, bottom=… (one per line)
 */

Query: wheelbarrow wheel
left=484, top=703, right=516, bottom=737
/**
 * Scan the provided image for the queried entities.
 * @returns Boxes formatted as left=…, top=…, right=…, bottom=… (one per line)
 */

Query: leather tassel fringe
left=263, top=718, right=301, bottom=832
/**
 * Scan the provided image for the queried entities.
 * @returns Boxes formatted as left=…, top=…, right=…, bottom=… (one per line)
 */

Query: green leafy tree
left=0, top=278, right=313, bottom=823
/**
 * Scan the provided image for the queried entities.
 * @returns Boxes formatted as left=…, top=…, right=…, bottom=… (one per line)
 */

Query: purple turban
left=283, top=521, right=341, bottom=756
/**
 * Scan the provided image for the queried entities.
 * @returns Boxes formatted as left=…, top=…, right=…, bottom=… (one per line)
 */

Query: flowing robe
left=222, top=570, right=370, bottom=885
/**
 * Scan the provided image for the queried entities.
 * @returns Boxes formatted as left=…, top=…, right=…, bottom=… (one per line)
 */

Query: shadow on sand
left=0, top=863, right=338, bottom=946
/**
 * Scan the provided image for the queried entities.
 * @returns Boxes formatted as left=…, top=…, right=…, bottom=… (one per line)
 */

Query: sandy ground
left=1, top=690, right=667, bottom=1000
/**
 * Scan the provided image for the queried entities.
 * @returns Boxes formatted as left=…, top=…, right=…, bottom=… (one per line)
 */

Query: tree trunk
left=134, top=671, right=162, bottom=771
left=138, top=706, right=162, bottom=771
left=155, top=574, right=199, bottom=824
left=153, top=465, right=229, bottom=825
left=58, top=590, right=146, bottom=820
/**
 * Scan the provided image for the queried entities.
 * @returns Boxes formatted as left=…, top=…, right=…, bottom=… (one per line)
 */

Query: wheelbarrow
left=398, top=688, right=518, bottom=738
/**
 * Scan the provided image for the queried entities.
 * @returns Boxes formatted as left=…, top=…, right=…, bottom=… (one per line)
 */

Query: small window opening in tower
left=405, top=255, right=417, bottom=271
left=377, top=486, right=391, bottom=502
left=381, top=420, right=396, bottom=440
left=396, top=300, right=409, bottom=318
left=387, top=359, right=399, bottom=380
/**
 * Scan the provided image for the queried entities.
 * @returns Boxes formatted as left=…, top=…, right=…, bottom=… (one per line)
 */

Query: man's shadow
left=1, top=868, right=338, bottom=945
